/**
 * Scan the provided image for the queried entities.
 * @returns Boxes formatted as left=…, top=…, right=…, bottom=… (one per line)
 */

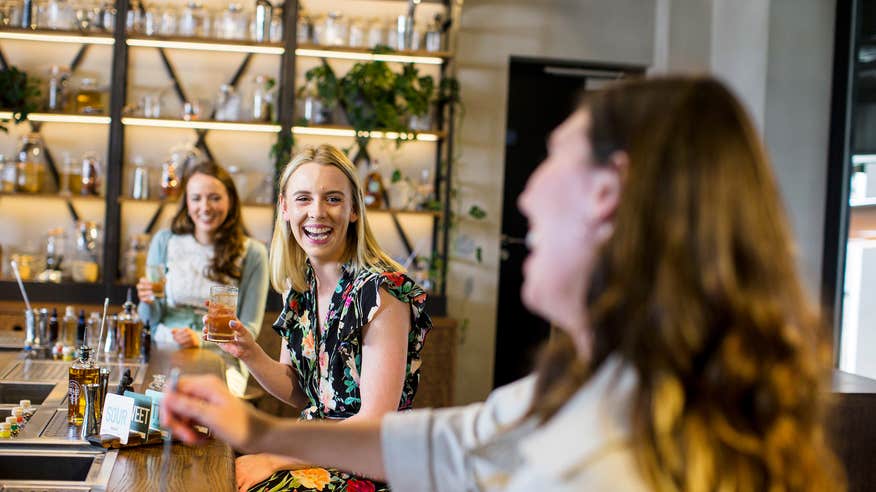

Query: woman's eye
left=327, top=196, right=342, bottom=203
left=295, top=196, right=310, bottom=202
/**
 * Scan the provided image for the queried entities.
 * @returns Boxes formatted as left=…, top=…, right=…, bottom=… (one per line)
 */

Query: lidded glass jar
left=0, top=154, right=17, bottom=192
left=15, top=134, right=46, bottom=193
left=217, top=3, right=247, bottom=40
left=80, top=151, right=101, bottom=196
left=178, top=1, right=206, bottom=37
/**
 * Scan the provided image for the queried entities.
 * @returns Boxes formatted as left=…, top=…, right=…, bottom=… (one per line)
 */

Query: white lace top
left=165, top=234, right=240, bottom=310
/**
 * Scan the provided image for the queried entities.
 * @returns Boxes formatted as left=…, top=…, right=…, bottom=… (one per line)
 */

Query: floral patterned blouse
left=273, top=263, right=432, bottom=420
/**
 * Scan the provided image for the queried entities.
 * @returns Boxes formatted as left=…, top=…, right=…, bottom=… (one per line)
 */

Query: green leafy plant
left=0, top=66, right=41, bottom=132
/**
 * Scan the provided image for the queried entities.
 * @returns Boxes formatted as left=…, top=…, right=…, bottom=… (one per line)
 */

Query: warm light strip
left=29, top=113, right=110, bottom=124
left=0, top=31, right=114, bottom=45
left=0, top=111, right=109, bottom=124
left=127, top=38, right=284, bottom=54
left=295, top=48, right=443, bottom=65
left=122, top=117, right=281, bottom=132
left=292, top=126, right=439, bottom=142
left=851, top=197, right=876, bottom=207
left=852, top=154, right=876, bottom=164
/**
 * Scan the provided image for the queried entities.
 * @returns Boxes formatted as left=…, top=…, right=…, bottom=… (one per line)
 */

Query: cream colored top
left=381, top=356, right=650, bottom=491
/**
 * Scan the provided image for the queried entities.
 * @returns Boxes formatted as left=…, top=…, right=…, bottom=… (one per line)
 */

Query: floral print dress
left=249, top=263, right=432, bottom=492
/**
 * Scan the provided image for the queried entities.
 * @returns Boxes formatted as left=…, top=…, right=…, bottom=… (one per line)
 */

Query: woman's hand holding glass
left=203, top=311, right=259, bottom=362
left=136, top=276, right=154, bottom=304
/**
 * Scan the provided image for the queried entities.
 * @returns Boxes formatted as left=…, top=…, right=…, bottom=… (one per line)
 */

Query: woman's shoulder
left=243, top=236, right=268, bottom=261
left=351, top=268, right=426, bottom=305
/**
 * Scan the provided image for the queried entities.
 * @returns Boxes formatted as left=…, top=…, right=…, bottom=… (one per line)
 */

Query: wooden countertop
left=106, top=345, right=235, bottom=492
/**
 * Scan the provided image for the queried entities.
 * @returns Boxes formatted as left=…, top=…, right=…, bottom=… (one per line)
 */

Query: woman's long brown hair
left=530, top=77, right=845, bottom=491
left=171, top=161, right=247, bottom=284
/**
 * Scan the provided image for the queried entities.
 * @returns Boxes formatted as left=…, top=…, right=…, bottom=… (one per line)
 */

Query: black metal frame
left=1, top=0, right=454, bottom=316
left=821, top=0, right=858, bottom=365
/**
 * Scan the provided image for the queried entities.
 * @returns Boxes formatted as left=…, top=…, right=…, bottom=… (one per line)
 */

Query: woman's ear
left=592, top=150, right=628, bottom=223
left=350, top=206, right=359, bottom=224
left=279, top=194, right=289, bottom=221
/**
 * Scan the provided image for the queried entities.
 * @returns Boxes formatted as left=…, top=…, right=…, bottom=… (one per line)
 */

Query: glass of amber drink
left=205, top=285, right=238, bottom=342
left=146, top=265, right=166, bottom=299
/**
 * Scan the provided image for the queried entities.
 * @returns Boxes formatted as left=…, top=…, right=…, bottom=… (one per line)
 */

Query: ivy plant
left=0, top=66, right=40, bottom=132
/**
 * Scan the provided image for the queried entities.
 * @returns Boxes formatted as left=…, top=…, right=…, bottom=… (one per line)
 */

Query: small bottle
left=62, top=346, right=75, bottom=362
left=76, top=309, right=87, bottom=347
left=12, top=407, right=24, bottom=425
left=140, top=321, right=151, bottom=363
left=68, top=346, right=99, bottom=424
left=86, top=312, right=101, bottom=350
left=19, top=400, right=35, bottom=419
left=46, top=65, right=70, bottom=112
left=62, top=306, right=77, bottom=346
left=118, top=289, right=143, bottom=360
left=48, top=307, right=59, bottom=345
left=0, top=422, right=10, bottom=438
left=5, top=416, right=18, bottom=436
left=159, top=159, right=180, bottom=199
left=363, top=160, right=386, bottom=209
left=80, top=152, right=100, bottom=196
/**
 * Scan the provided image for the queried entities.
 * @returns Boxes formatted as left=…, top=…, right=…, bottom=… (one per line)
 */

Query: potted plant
left=0, top=66, right=40, bottom=132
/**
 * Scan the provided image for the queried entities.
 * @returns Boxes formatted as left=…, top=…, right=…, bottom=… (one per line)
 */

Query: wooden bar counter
left=106, top=345, right=236, bottom=492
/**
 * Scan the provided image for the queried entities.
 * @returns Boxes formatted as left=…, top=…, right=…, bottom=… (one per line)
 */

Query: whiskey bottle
left=118, top=289, right=142, bottom=360
left=68, top=346, right=99, bottom=424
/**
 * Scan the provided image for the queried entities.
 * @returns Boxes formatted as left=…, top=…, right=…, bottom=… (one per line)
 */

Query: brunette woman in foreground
left=164, top=76, right=844, bottom=491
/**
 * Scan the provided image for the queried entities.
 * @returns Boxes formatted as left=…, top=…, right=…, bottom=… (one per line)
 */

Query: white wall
left=452, top=0, right=836, bottom=404
left=450, top=0, right=655, bottom=404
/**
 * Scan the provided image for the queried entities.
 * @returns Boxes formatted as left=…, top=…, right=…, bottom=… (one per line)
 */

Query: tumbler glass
left=204, top=285, right=237, bottom=342
left=146, top=264, right=166, bottom=299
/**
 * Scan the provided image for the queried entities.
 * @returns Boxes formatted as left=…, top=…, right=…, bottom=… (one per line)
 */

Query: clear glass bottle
left=117, top=290, right=142, bottom=360
left=217, top=3, right=246, bottom=40
left=253, top=0, right=272, bottom=42
left=60, top=152, right=82, bottom=196
left=131, top=156, right=150, bottom=200
left=269, top=8, right=283, bottom=42
left=61, top=306, right=76, bottom=346
left=251, top=75, right=271, bottom=122
left=46, top=65, right=70, bottom=111
left=15, top=134, right=46, bottom=194
left=0, top=154, right=17, bottom=193
left=214, top=84, right=240, bottom=121
left=68, top=345, right=99, bottom=424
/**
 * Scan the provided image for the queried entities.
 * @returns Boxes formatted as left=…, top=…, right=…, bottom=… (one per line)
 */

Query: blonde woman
left=208, top=144, right=431, bottom=492
left=167, top=77, right=843, bottom=491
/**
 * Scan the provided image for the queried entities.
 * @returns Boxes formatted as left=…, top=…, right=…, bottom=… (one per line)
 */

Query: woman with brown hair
left=137, top=160, right=269, bottom=350
left=163, top=76, right=844, bottom=491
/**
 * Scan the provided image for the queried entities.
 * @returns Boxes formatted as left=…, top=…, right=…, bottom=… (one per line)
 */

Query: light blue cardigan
left=137, top=229, right=269, bottom=338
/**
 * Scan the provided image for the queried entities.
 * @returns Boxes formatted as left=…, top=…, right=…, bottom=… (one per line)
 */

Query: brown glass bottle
left=68, top=346, right=99, bottom=424
left=118, top=290, right=142, bottom=360
left=363, top=160, right=385, bottom=209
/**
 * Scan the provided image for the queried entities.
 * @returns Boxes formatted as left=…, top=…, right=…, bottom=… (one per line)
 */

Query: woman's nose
left=308, top=200, right=325, bottom=218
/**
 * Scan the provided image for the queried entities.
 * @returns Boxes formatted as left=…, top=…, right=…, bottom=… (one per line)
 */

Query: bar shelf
left=292, top=124, right=444, bottom=142
left=126, top=35, right=284, bottom=55
left=0, top=111, right=110, bottom=125
left=295, top=43, right=449, bottom=65
left=0, top=27, right=114, bottom=45
left=121, top=117, right=281, bottom=133
left=0, top=191, right=104, bottom=202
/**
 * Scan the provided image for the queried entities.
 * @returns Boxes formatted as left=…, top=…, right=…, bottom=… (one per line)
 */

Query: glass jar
left=121, top=234, right=149, bottom=284
left=366, top=18, right=384, bottom=48
left=297, top=12, right=313, bottom=43
left=44, top=0, right=72, bottom=30
left=323, top=12, right=347, bottom=46
left=227, top=166, right=248, bottom=198
left=214, top=84, right=240, bottom=121
left=424, top=17, right=443, bottom=52
left=60, top=153, right=82, bottom=195
left=178, top=1, right=205, bottom=37
left=158, top=6, right=177, bottom=35
left=348, top=17, right=367, bottom=47
left=75, top=78, right=104, bottom=114
left=71, top=221, right=101, bottom=283
left=217, top=3, right=246, bottom=40
left=44, top=227, right=66, bottom=272
left=0, top=154, right=17, bottom=193
left=125, top=0, right=143, bottom=32
left=15, top=134, right=46, bottom=194
left=269, top=7, right=283, bottom=42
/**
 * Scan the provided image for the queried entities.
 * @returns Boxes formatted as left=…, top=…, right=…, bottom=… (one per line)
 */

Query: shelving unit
left=0, top=0, right=457, bottom=316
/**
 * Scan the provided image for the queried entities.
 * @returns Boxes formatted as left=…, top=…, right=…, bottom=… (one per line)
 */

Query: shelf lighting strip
left=122, top=117, right=281, bottom=133
left=0, top=111, right=110, bottom=124
left=0, top=31, right=114, bottom=45
left=127, top=38, right=285, bottom=55
left=295, top=48, right=444, bottom=65
left=852, top=154, right=876, bottom=165
left=292, top=126, right=440, bottom=142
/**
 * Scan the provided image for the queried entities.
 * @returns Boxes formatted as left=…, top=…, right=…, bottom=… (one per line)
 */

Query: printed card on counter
left=100, top=393, right=135, bottom=444
left=145, top=389, right=165, bottom=436
left=124, top=391, right=154, bottom=439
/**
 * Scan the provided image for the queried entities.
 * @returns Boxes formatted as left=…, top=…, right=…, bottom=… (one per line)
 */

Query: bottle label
left=68, top=380, right=81, bottom=407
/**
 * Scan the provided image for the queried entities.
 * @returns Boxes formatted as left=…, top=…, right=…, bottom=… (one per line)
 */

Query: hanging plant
left=0, top=66, right=41, bottom=132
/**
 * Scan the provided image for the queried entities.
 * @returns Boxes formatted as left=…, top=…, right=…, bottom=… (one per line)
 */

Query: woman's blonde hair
left=530, top=77, right=844, bottom=491
left=269, top=144, right=402, bottom=293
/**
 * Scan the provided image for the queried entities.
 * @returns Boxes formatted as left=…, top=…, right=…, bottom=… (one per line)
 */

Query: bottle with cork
left=62, top=306, right=77, bottom=346
left=118, top=289, right=143, bottom=360
left=68, top=346, right=99, bottom=424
